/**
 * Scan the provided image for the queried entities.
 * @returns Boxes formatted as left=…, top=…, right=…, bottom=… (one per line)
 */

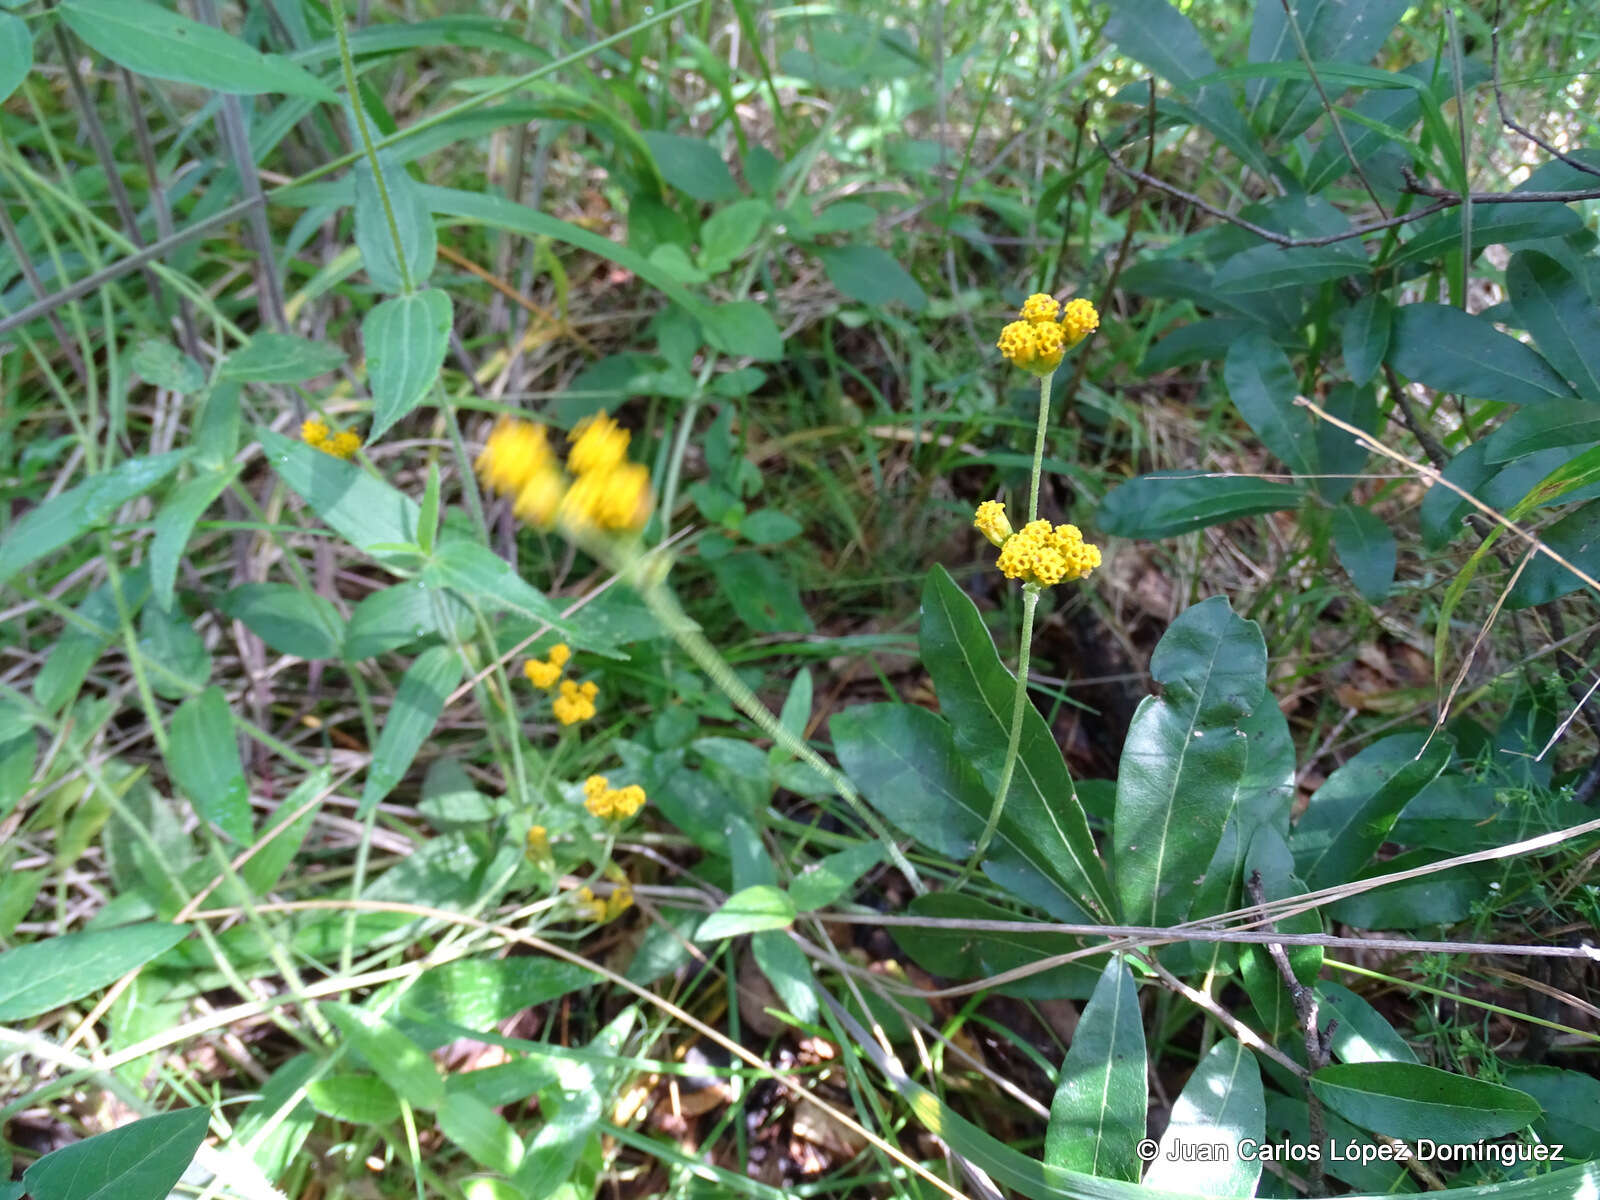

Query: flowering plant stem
left=956, top=368, right=1054, bottom=887
left=630, top=564, right=927, bottom=895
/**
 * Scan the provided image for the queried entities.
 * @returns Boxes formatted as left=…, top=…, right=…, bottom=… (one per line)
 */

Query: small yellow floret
left=575, top=885, right=608, bottom=922
left=1018, top=293, right=1060, bottom=324
left=324, top=430, right=362, bottom=460
left=553, top=678, right=598, bottom=726
left=585, top=788, right=614, bottom=819
left=547, top=643, right=571, bottom=668
left=997, top=319, right=1064, bottom=376
left=525, top=825, right=552, bottom=865
left=567, top=412, right=631, bottom=476
left=558, top=462, right=653, bottom=533
left=301, top=417, right=329, bottom=447
left=606, top=883, right=634, bottom=919
left=477, top=418, right=553, bottom=497
left=974, top=500, right=1014, bottom=548
left=584, top=774, right=610, bottom=799
left=524, top=657, right=563, bottom=689
left=1061, top=298, right=1100, bottom=346
left=612, top=784, right=647, bottom=818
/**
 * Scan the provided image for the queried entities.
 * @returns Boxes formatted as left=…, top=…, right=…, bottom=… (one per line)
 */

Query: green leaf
left=150, top=470, right=234, bottom=610
left=220, top=333, right=346, bottom=383
left=354, top=151, right=437, bottom=293
left=788, top=842, right=884, bottom=912
left=1097, top=473, right=1302, bottom=539
left=1312, top=1062, right=1541, bottom=1142
left=232, top=1055, right=317, bottom=1181
left=740, top=508, right=803, bottom=545
left=0, top=12, right=29, bottom=103
left=816, top=244, right=927, bottom=311
left=1112, top=596, right=1269, bottom=925
left=22, top=1106, right=209, bottom=1200
left=0, top=922, right=189, bottom=1020
left=751, top=929, right=820, bottom=1024
left=697, top=885, right=796, bottom=939
left=423, top=539, right=618, bottom=655
left=1045, top=957, right=1146, bottom=1182
left=1507, top=498, right=1600, bottom=609
left=138, top=601, right=211, bottom=698
left=360, top=645, right=462, bottom=816
left=1483, top=401, right=1600, bottom=464
left=1502, top=1066, right=1600, bottom=1158
left=1143, top=1039, right=1263, bottom=1196
left=699, top=198, right=768, bottom=269
left=365, top=289, right=451, bottom=440
left=219, top=582, right=345, bottom=660
left=640, top=131, right=737, bottom=201
left=0, top=450, right=187, bottom=587
left=1330, top=503, right=1397, bottom=601
left=323, top=1001, right=446, bottom=1111
left=1213, top=242, right=1367, bottom=292
left=1387, top=303, right=1575, bottom=404
left=59, top=0, right=334, bottom=99
left=166, top=685, right=252, bottom=844
left=1341, top=294, right=1392, bottom=386
left=1225, top=331, right=1318, bottom=475
left=1508, top=251, right=1600, bottom=401
left=699, top=300, right=783, bottom=361
left=343, top=581, right=473, bottom=660
left=400, top=958, right=594, bottom=1029
left=307, top=1075, right=402, bottom=1125
left=918, top=566, right=1115, bottom=921
left=438, top=1092, right=524, bottom=1176
left=35, top=572, right=147, bottom=714
left=240, top=769, right=326, bottom=895
left=706, top=550, right=812, bottom=632
left=1244, top=0, right=1410, bottom=141
left=1318, top=981, right=1419, bottom=1065
left=130, top=339, right=205, bottom=394
left=1390, top=204, right=1583, bottom=267
left=258, top=426, right=420, bottom=566
left=1291, top=732, right=1451, bottom=891
left=889, top=892, right=1100, bottom=999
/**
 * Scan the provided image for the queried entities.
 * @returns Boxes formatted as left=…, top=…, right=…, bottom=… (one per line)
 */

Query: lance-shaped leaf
left=365, top=289, right=452, bottom=440
left=1046, top=957, right=1147, bottom=1182
left=1143, top=1039, right=1263, bottom=1197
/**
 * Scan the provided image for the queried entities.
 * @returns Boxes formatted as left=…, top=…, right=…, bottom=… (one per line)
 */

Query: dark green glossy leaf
left=22, top=1106, right=209, bottom=1200
left=1388, top=303, right=1574, bottom=404
left=1330, top=503, right=1397, bottom=601
left=1312, top=1062, right=1540, bottom=1142
left=1291, top=732, right=1451, bottom=890
left=1509, top=497, right=1600, bottom=609
left=1341, top=294, right=1391, bottom=386
left=1046, top=957, right=1146, bottom=1181
left=1507, top=251, right=1600, bottom=401
left=1225, top=330, right=1318, bottom=475
left=1483, top=401, right=1600, bottom=464
left=816, top=244, right=927, bottom=310
left=1144, top=1040, right=1263, bottom=1196
left=1502, top=1066, right=1600, bottom=1158
left=919, top=566, right=1114, bottom=921
left=1319, top=981, right=1419, bottom=1065
left=889, top=892, right=1099, bottom=999
left=360, top=645, right=462, bottom=815
left=1098, top=473, right=1302, bottom=539
left=1213, top=242, right=1367, bottom=292
left=1113, top=596, right=1269, bottom=925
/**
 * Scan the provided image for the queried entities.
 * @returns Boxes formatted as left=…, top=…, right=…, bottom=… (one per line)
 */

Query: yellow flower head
left=997, top=319, right=1065, bottom=376
left=606, top=883, right=634, bottom=919
left=525, top=824, right=552, bottom=866
left=547, top=643, right=571, bottom=668
left=585, top=787, right=615, bottom=819
left=324, top=430, right=362, bottom=460
left=575, top=885, right=608, bottom=922
left=1018, top=293, right=1060, bottom=324
left=567, top=411, right=631, bottom=476
left=973, top=500, right=1014, bottom=548
left=301, top=417, right=329, bottom=447
left=584, top=774, right=610, bottom=799
left=524, top=657, right=563, bottom=689
left=1061, top=298, right=1100, bottom=347
left=558, top=462, right=653, bottom=533
left=553, top=678, right=598, bottom=726
left=477, top=418, right=554, bottom=497
left=993, top=518, right=1101, bottom=587
left=513, top=466, right=566, bottom=529
left=611, top=783, right=647, bottom=818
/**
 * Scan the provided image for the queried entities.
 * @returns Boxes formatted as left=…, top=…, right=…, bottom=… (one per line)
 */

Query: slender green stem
left=956, top=367, right=1056, bottom=885
left=1027, top=368, right=1053, bottom=521
left=329, top=0, right=413, bottom=295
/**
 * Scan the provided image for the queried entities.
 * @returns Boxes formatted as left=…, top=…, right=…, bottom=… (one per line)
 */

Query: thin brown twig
left=1490, top=9, right=1600, bottom=182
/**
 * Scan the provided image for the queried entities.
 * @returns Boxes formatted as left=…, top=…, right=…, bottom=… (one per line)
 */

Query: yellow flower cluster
left=575, top=882, right=633, bottom=921
left=523, top=642, right=571, bottom=690
left=582, top=774, right=647, bottom=820
left=301, top=417, right=362, bottom=460
left=552, top=678, right=598, bottom=726
left=996, top=293, right=1099, bottom=376
left=525, top=824, right=552, bottom=867
left=978, top=503, right=1102, bottom=587
left=476, top=413, right=652, bottom=534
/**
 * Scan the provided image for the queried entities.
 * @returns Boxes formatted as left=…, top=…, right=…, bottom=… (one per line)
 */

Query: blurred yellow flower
left=324, top=430, right=362, bottom=460
left=525, top=824, right=552, bottom=866
left=973, top=500, right=1013, bottom=548
left=567, top=411, right=631, bottom=476
left=301, top=417, right=330, bottom=447
left=553, top=678, right=599, bottom=726
left=477, top=417, right=554, bottom=496
left=997, top=295, right=1099, bottom=375
left=524, top=657, right=562, bottom=689
left=513, top=466, right=565, bottom=529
